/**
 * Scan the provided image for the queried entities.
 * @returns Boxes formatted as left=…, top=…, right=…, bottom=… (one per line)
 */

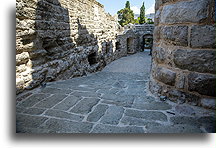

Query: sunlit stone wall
left=16, top=0, right=125, bottom=94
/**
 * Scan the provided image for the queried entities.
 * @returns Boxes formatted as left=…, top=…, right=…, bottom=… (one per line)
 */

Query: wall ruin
left=150, top=0, right=216, bottom=109
left=16, top=0, right=126, bottom=94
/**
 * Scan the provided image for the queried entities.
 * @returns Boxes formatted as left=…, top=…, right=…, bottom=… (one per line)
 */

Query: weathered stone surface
left=44, top=109, right=84, bottom=121
left=154, top=67, right=176, bottom=86
left=53, top=95, right=81, bottom=111
left=23, top=108, right=46, bottom=115
left=18, top=93, right=51, bottom=107
left=188, top=73, right=216, bottom=97
left=200, top=98, right=216, bottom=109
left=161, top=26, right=188, bottom=46
left=71, top=91, right=100, bottom=98
left=101, top=94, right=134, bottom=107
left=121, top=116, right=161, bottom=127
left=154, top=47, right=166, bottom=64
left=175, top=105, right=196, bottom=116
left=190, top=25, right=216, bottom=48
left=35, top=94, right=67, bottom=108
left=100, top=106, right=124, bottom=125
left=160, top=0, right=209, bottom=24
left=174, top=49, right=216, bottom=74
left=41, top=118, right=93, bottom=133
left=147, top=124, right=202, bottom=133
left=91, top=124, right=144, bottom=133
left=70, top=97, right=99, bottom=114
left=133, top=101, right=172, bottom=110
left=87, top=104, right=108, bottom=122
left=125, top=109, right=168, bottom=121
left=198, top=116, right=216, bottom=133
left=16, top=114, right=48, bottom=130
left=170, top=116, right=200, bottom=126
left=40, top=87, right=72, bottom=94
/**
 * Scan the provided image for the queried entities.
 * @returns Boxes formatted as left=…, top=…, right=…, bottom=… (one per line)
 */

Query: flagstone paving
left=16, top=52, right=216, bottom=133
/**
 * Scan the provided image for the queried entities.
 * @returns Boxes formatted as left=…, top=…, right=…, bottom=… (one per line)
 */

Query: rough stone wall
left=150, top=0, right=216, bottom=109
left=16, top=0, right=126, bottom=94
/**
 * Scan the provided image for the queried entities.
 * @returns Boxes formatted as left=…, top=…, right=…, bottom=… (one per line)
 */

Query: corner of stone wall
left=150, top=0, right=216, bottom=109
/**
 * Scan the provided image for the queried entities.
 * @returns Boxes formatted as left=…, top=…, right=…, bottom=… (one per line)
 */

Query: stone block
left=153, top=26, right=161, bottom=42
left=53, top=95, right=81, bottom=111
left=16, top=114, right=48, bottom=129
left=23, top=108, right=46, bottom=115
left=147, top=124, right=202, bottom=133
left=200, top=98, right=216, bottom=109
left=125, top=109, right=168, bottom=121
left=161, top=26, right=188, bottom=46
left=160, top=0, right=209, bottom=24
left=41, top=118, right=93, bottom=133
left=70, top=97, right=99, bottom=114
left=198, top=116, right=216, bottom=133
left=154, top=47, right=166, bottom=64
left=121, top=116, right=161, bottom=127
left=174, top=49, right=216, bottom=74
left=18, top=93, right=51, bottom=108
left=35, top=94, right=67, bottom=108
left=154, top=67, right=176, bottom=86
left=87, top=104, right=108, bottom=122
left=44, top=109, right=84, bottom=121
left=190, top=25, right=216, bottom=48
left=133, top=101, right=172, bottom=110
left=188, top=73, right=216, bottom=97
left=170, top=116, right=200, bottom=126
left=100, top=106, right=124, bottom=125
left=91, top=124, right=144, bottom=133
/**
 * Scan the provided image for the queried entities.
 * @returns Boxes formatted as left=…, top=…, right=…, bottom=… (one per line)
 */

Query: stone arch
left=142, top=34, right=153, bottom=51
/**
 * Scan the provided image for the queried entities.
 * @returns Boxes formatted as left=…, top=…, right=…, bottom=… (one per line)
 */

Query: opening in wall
left=88, top=52, right=97, bottom=66
left=115, top=41, right=121, bottom=50
left=127, top=38, right=134, bottom=53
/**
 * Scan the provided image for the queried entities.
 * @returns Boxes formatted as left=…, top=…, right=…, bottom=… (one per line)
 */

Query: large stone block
left=174, top=49, right=216, bottom=74
left=160, top=0, right=209, bottom=24
left=161, top=26, right=188, bottom=46
left=190, top=25, right=216, bottom=48
left=154, top=67, right=176, bottom=86
left=153, top=47, right=166, bottom=64
left=188, top=73, right=216, bottom=97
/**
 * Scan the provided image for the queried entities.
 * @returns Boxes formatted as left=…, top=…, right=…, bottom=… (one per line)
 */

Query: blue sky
left=97, top=0, right=155, bottom=15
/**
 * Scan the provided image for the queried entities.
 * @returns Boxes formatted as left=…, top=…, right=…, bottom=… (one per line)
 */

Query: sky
left=97, top=0, right=155, bottom=15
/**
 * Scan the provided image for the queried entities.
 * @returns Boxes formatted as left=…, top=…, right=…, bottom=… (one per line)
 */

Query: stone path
left=16, top=52, right=215, bottom=133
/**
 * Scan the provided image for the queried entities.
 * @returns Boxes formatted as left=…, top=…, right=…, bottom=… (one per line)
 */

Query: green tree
left=125, top=1, right=130, bottom=9
left=117, top=1, right=135, bottom=26
left=139, top=2, right=145, bottom=24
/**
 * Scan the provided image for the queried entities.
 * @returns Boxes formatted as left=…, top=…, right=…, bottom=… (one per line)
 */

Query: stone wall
left=16, top=0, right=126, bottom=94
left=150, top=0, right=216, bottom=109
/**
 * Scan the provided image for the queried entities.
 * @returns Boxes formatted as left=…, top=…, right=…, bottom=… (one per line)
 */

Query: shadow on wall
left=16, top=0, right=103, bottom=95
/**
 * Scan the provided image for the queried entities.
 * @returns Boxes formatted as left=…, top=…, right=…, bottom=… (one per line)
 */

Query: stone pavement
left=16, top=52, right=216, bottom=133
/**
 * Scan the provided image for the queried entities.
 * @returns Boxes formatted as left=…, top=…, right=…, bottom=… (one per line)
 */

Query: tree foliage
left=139, top=2, right=145, bottom=24
left=125, top=1, right=130, bottom=9
left=117, top=1, right=135, bottom=27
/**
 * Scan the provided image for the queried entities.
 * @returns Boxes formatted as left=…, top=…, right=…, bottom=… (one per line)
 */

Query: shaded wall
left=16, top=0, right=127, bottom=94
left=150, top=0, right=216, bottom=109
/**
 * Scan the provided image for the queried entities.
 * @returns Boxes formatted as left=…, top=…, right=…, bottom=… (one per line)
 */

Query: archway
left=127, top=37, right=134, bottom=54
left=142, top=34, right=153, bottom=55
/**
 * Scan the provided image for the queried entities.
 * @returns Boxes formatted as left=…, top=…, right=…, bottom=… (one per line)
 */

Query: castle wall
left=16, top=0, right=126, bottom=94
left=150, top=0, right=216, bottom=109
